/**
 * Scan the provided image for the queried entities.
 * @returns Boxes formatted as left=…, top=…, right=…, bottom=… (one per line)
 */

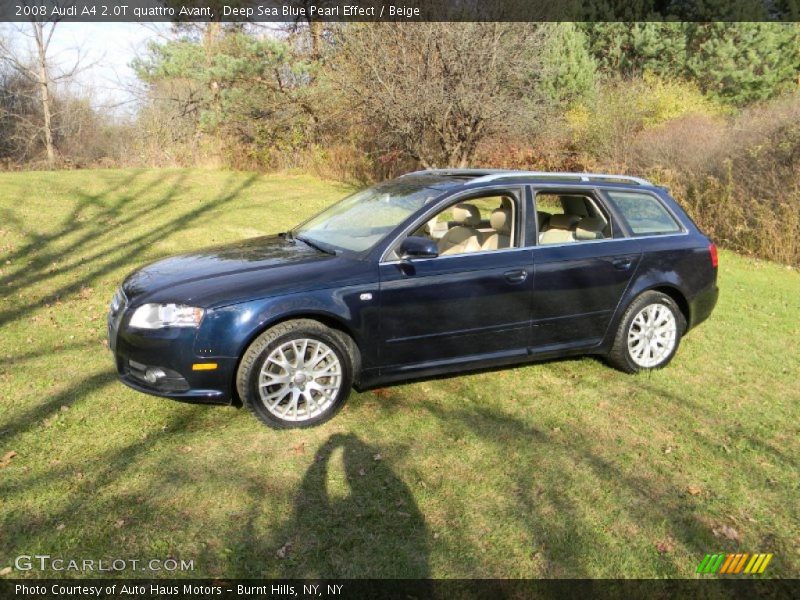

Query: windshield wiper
left=296, top=235, right=336, bottom=255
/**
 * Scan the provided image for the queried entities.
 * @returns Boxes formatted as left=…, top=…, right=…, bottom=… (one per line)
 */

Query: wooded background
left=2, top=22, right=799, bottom=265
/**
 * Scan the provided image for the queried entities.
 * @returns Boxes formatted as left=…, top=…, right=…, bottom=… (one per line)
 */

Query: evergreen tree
left=540, top=23, right=598, bottom=104
left=686, top=23, right=800, bottom=105
left=583, top=23, right=800, bottom=105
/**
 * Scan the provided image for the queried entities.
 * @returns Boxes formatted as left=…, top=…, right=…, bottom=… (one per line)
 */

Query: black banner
left=1, top=0, right=800, bottom=22
left=1, top=579, right=799, bottom=600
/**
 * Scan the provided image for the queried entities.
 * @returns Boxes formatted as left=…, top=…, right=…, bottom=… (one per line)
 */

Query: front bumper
left=108, top=307, right=236, bottom=406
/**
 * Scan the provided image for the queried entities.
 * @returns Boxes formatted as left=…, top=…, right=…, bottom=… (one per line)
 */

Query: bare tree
left=327, top=23, right=551, bottom=168
left=0, top=10, right=87, bottom=168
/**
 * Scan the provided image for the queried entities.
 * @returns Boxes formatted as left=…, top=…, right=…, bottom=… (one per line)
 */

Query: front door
left=378, top=191, right=533, bottom=371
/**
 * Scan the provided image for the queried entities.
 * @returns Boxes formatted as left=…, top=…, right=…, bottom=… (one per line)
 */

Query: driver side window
left=413, top=195, right=518, bottom=257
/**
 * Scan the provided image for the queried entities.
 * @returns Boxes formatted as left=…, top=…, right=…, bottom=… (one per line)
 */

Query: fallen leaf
left=433, top=532, right=440, bottom=539
left=291, top=442, right=305, bottom=455
left=398, top=511, right=410, bottom=517
left=687, top=485, right=702, bottom=496
left=373, top=453, right=382, bottom=461
left=358, top=468, right=366, bottom=477
left=0, top=451, right=17, bottom=468
left=0, top=567, right=11, bottom=576
left=115, top=519, right=125, bottom=528
left=56, top=523, right=65, bottom=531
left=656, top=541, right=673, bottom=554
left=276, top=542, right=292, bottom=558
left=179, top=446, right=192, bottom=453
left=712, top=525, right=741, bottom=542
left=664, top=446, right=673, bottom=454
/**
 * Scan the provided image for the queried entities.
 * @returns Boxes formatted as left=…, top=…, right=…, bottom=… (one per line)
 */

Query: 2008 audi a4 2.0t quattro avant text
left=108, top=170, right=719, bottom=428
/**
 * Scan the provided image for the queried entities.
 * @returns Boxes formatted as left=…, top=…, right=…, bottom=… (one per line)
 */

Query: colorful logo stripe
left=697, top=553, right=773, bottom=574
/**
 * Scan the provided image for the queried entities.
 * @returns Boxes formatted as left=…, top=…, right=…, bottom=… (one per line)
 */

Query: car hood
left=122, top=234, right=342, bottom=306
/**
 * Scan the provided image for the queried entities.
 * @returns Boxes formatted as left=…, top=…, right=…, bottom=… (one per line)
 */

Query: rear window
left=606, top=191, right=682, bottom=235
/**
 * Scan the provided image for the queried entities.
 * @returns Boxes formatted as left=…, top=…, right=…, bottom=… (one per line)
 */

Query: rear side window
left=606, top=191, right=682, bottom=235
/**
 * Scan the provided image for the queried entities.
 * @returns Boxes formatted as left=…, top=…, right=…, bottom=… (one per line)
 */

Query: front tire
left=236, top=319, right=355, bottom=428
left=607, top=291, right=686, bottom=373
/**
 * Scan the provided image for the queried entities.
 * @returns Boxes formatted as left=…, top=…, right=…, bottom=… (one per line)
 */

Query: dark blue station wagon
left=108, top=170, right=719, bottom=428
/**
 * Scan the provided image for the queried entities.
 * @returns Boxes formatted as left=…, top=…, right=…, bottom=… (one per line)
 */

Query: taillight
left=709, top=243, right=718, bottom=268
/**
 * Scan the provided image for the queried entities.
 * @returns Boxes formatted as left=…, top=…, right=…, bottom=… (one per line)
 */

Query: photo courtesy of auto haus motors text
left=14, top=583, right=345, bottom=597
left=0, top=1, right=797, bottom=599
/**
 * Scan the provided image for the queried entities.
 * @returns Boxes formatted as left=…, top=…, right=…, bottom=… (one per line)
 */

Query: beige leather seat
left=539, top=214, right=581, bottom=244
left=439, top=203, right=482, bottom=255
left=574, top=217, right=607, bottom=240
left=481, top=207, right=512, bottom=250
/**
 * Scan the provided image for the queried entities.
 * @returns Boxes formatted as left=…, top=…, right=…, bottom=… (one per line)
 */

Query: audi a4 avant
left=108, top=170, right=719, bottom=428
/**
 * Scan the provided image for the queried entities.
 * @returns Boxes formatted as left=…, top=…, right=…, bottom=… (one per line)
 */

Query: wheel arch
left=649, top=284, right=690, bottom=330
left=230, top=311, right=363, bottom=405
left=605, top=281, right=692, bottom=352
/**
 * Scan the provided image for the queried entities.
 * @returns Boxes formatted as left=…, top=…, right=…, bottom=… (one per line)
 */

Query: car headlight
left=128, top=303, right=204, bottom=329
left=110, top=287, right=125, bottom=313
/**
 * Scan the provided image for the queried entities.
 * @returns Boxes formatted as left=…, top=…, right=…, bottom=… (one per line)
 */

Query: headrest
left=452, top=203, right=481, bottom=227
left=574, top=217, right=606, bottom=240
left=536, top=211, right=549, bottom=231
left=490, top=207, right=512, bottom=235
left=547, top=214, right=580, bottom=230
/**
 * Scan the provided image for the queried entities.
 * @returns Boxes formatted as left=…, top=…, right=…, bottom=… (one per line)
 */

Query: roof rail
left=402, top=169, right=652, bottom=186
left=400, top=168, right=504, bottom=178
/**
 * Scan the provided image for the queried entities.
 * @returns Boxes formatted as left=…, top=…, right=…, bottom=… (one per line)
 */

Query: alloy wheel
left=258, top=338, right=342, bottom=422
left=627, top=303, right=678, bottom=368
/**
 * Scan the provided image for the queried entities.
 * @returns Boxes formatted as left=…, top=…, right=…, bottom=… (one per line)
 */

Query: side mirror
left=399, top=236, right=439, bottom=259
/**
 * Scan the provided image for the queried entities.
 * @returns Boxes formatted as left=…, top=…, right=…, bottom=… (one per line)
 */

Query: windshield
left=294, top=180, right=440, bottom=253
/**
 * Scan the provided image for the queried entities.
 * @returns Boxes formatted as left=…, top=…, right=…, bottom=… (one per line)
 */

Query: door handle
left=504, top=269, right=528, bottom=283
left=612, top=258, right=634, bottom=270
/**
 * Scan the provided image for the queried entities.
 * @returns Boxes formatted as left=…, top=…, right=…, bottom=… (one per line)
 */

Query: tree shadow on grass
left=0, top=170, right=259, bottom=327
left=366, top=363, right=797, bottom=578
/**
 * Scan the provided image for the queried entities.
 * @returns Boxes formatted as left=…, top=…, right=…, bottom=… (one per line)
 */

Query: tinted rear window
left=606, top=191, right=682, bottom=235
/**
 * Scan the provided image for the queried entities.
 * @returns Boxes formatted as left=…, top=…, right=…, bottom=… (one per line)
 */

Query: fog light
left=144, top=368, right=166, bottom=384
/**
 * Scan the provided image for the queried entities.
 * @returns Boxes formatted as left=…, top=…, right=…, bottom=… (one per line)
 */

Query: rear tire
left=607, top=291, right=686, bottom=374
left=236, top=319, right=355, bottom=428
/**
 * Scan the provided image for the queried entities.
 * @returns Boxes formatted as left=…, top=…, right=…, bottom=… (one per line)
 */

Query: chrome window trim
left=533, top=231, right=689, bottom=250
left=379, top=183, right=691, bottom=264
left=380, top=231, right=690, bottom=265
left=381, top=245, right=531, bottom=266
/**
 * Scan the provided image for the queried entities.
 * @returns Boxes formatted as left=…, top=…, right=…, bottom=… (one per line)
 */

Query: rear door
left=530, top=187, right=642, bottom=350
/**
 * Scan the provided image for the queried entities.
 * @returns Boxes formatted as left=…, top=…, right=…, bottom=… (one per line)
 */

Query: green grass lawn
left=1, top=168, right=798, bottom=579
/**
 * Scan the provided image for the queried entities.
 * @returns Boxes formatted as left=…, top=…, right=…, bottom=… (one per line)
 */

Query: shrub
left=641, top=95, right=800, bottom=266
left=565, top=74, right=723, bottom=168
